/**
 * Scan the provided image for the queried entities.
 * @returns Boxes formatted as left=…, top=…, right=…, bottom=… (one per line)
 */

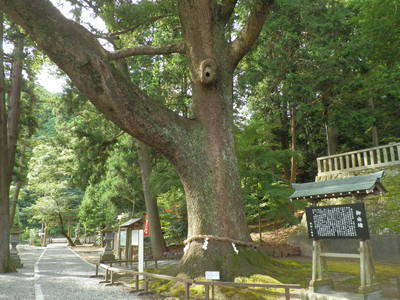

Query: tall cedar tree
left=0, top=16, right=24, bottom=273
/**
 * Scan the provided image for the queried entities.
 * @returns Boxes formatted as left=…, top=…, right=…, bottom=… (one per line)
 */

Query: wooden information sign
left=306, top=203, right=369, bottom=240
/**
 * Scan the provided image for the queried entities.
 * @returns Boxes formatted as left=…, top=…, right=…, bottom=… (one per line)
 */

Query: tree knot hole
left=199, top=58, right=217, bottom=85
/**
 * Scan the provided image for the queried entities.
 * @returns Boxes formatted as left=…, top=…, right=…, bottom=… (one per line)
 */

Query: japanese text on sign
left=306, top=203, right=369, bottom=240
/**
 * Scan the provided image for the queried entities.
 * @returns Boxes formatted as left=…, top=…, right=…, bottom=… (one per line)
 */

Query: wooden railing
left=96, top=263, right=303, bottom=300
left=317, top=143, right=400, bottom=176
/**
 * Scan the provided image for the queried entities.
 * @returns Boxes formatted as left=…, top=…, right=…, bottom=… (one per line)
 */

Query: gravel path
left=0, top=243, right=145, bottom=300
left=0, top=244, right=44, bottom=299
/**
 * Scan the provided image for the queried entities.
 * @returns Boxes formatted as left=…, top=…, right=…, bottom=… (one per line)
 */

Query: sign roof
left=289, top=171, right=386, bottom=201
left=119, top=218, right=142, bottom=228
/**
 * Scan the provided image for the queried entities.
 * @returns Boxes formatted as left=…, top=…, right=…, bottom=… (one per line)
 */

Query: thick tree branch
left=108, top=43, right=185, bottom=60
left=217, top=0, right=238, bottom=25
left=230, top=0, right=274, bottom=67
left=0, top=0, right=193, bottom=162
left=110, top=15, right=174, bottom=37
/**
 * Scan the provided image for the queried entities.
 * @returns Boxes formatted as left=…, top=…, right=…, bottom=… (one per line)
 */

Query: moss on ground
left=132, top=252, right=311, bottom=299
left=326, top=260, right=400, bottom=293
left=119, top=256, right=400, bottom=299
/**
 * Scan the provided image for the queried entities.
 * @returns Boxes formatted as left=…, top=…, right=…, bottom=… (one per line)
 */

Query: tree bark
left=369, top=99, right=379, bottom=146
left=0, top=27, right=24, bottom=273
left=58, top=213, right=75, bottom=246
left=290, top=107, right=297, bottom=184
left=325, top=124, right=338, bottom=156
left=7, top=36, right=24, bottom=232
left=9, top=181, right=21, bottom=228
left=137, top=141, right=166, bottom=259
left=1, top=0, right=273, bottom=279
left=7, top=36, right=23, bottom=183
left=0, top=13, right=14, bottom=273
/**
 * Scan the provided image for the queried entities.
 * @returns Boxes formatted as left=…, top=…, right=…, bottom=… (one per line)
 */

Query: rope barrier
left=183, top=235, right=257, bottom=248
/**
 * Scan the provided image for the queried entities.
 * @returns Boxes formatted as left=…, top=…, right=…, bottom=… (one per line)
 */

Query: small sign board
left=131, top=230, right=139, bottom=246
left=205, top=271, right=220, bottom=280
left=306, top=203, right=369, bottom=240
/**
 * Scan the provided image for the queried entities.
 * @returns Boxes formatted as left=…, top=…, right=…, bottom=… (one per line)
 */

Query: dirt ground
left=251, top=226, right=302, bottom=257
left=71, top=244, right=104, bottom=264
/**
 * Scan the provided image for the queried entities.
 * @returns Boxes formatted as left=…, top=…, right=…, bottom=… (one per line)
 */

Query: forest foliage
left=3, top=0, right=400, bottom=241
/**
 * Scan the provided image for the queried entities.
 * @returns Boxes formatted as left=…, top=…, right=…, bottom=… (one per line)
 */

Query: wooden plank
left=377, top=149, right=381, bottom=164
left=357, top=152, right=362, bottom=167
left=397, top=145, right=400, bottom=161
left=135, top=275, right=139, bottom=291
left=320, top=252, right=360, bottom=259
left=390, top=146, right=395, bottom=162
left=312, top=240, right=317, bottom=281
left=334, top=157, right=338, bottom=171
left=317, top=142, right=400, bottom=160
left=317, top=159, right=322, bottom=174
left=143, top=272, right=194, bottom=283
left=285, top=288, right=290, bottom=300
left=351, top=154, right=356, bottom=168
left=363, top=151, right=368, bottom=167
left=195, top=280, right=301, bottom=289
left=205, top=285, right=210, bottom=300
left=383, top=147, right=389, bottom=163
left=185, top=282, right=191, bottom=300
left=328, top=158, right=333, bottom=172
left=360, top=241, right=366, bottom=288
left=339, top=156, right=344, bottom=171
left=369, top=150, right=375, bottom=166
left=323, top=159, right=328, bottom=173
left=345, top=155, right=350, bottom=169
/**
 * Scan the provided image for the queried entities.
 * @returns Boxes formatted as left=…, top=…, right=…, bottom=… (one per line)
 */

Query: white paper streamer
left=202, top=238, right=209, bottom=250
left=183, top=242, right=190, bottom=254
left=232, top=243, right=239, bottom=254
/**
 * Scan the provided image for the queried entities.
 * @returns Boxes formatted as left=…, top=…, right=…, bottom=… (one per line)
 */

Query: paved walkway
left=0, top=243, right=145, bottom=300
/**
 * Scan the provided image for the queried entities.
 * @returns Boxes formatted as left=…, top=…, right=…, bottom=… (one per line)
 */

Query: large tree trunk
left=1, top=0, right=273, bottom=279
left=137, top=141, right=166, bottom=259
left=7, top=36, right=23, bottom=183
left=175, top=1, right=272, bottom=279
left=7, top=36, right=23, bottom=231
left=0, top=13, right=14, bottom=273
left=0, top=27, right=24, bottom=273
